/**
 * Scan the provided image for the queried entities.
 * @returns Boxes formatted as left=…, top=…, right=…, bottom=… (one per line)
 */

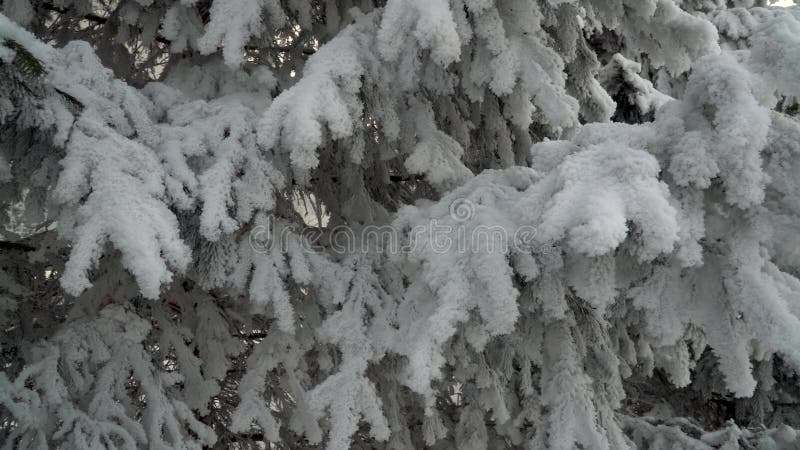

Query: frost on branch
left=0, top=305, right=216, bottom=449
left=197, top=0, right=287, bottom=67
left=257, top=12, right=375, bottom=180
left=528, top=142, right=679, bottom=261
left=307, top=256, right=392, bottom=449
left=229, top=330, right=294, bottom=443
left=377, top=0, right=461, bottom=66
left=50, top=42, right=190, bottom=299
left=146, top=57, right=282, bottom=240
left=600, top=53, right=672, bottom=117
left=5, top=2, right=800, bottom=450
left=403, top=99, right=473, bottom=191
left=55, top=110, right=190, bottom=298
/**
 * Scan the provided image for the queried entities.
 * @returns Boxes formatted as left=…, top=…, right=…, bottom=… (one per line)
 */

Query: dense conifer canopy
left=2, top=0, right=800, bottom=448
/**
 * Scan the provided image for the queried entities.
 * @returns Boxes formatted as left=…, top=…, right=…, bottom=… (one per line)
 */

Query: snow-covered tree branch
left=2, top=0, right=800, bottom=449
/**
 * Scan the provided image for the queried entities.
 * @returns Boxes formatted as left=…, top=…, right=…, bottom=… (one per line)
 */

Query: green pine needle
left=2, top=39, right=45, bottom=77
